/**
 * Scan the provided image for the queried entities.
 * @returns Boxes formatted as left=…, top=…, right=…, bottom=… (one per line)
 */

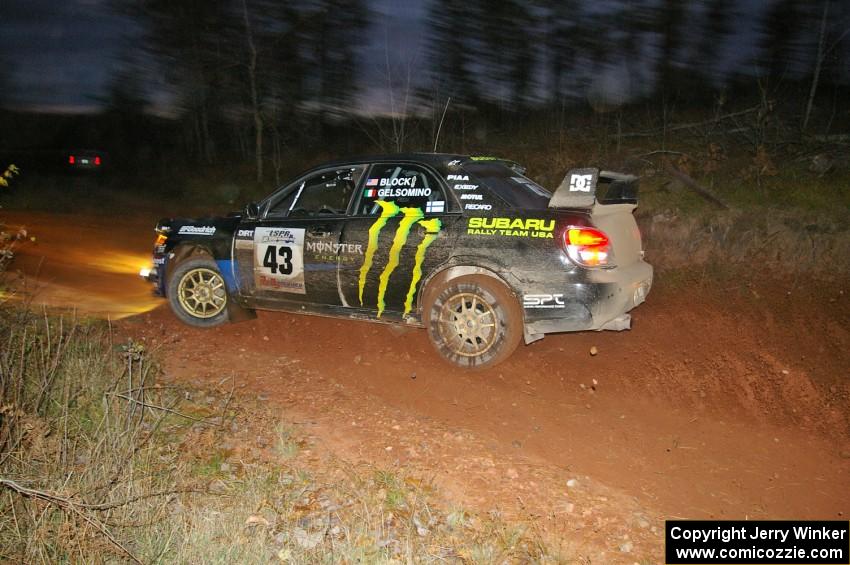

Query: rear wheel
left=167, top=257, right=229, bottom=328
left=423, top=274, right=522, bottom=369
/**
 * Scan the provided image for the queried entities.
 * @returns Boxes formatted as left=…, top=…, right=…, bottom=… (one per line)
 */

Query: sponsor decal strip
left=467, top=217, right=554, bottom=239
left=178, top=225, right=216, bottom=235
left=523, top=294, right=566, bottom=309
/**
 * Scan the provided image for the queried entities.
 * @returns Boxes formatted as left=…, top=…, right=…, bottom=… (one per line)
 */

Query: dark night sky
left=0, top=0, right=790, bottom=115
left=0, top=0, right=431, bottom=115
left=0, top=0, right=141, bottom=113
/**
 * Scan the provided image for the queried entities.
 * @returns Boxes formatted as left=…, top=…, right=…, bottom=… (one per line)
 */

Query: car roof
left=298, top=153, right=527, bottom=181
left=310, top=152, right=466, bottom=171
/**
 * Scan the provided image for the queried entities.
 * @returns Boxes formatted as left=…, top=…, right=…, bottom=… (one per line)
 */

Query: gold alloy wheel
left=437, top=291, right=498, bottom=357
left=177, top=268, right=227, bottom=319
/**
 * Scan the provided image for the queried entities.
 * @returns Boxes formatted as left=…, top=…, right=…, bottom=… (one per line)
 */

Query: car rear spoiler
left=548, top=168, right=639, bottom=209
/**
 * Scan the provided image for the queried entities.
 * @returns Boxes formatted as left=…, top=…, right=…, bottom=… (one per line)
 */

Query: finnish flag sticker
left=425, top=200, right=445, bottom=213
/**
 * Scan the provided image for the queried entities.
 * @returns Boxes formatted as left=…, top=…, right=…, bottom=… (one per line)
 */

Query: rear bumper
left=523, top=260, right=653, bottom=343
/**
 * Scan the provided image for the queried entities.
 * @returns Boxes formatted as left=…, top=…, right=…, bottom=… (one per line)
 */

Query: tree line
left=99, top=0, right=850, bottom=180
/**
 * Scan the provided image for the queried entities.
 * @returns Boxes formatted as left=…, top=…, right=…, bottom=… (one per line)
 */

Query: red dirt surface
left=9, top=211, right=850, bottom=562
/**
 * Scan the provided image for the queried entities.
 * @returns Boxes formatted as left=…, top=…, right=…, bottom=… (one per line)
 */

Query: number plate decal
left=254, top=227, right=306, bottom=294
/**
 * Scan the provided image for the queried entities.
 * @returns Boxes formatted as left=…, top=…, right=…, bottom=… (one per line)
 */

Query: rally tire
left=423, top=274, right=522, bottom=369
left=166, top=257, right=229, bottom=328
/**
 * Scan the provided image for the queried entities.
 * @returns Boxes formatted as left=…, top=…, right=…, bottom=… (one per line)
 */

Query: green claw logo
left=404, top=218, right=442, bottom=315
left=376, top=207, right=424, bottom=317
left=358, top=200, right=443, bottom=317
left=359, top=200, right=400, bottom=306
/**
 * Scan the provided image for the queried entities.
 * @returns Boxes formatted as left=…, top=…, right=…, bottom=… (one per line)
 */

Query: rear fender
left=417, top=259, right=524, bottom=318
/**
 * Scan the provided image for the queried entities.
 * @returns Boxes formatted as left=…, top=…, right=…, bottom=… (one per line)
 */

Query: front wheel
left=423, top=274, right=522, bottom=369
left=167, top=257, right=229, bottom=328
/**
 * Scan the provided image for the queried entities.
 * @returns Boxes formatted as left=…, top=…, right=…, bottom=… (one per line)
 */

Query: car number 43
left=262, top=245, right=293, bottom=275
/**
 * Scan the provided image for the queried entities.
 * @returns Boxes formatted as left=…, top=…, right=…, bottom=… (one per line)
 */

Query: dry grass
left=0, top=308, right=198, bottom=563
left=0, top=303, right=566, bottom=563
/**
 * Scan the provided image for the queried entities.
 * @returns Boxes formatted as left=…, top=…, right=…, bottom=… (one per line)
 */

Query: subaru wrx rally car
left=142, top=154, right=652, bottom=368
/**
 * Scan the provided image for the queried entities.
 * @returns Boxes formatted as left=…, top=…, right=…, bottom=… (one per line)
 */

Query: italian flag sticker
left=364, top=188, right=377, bottom=197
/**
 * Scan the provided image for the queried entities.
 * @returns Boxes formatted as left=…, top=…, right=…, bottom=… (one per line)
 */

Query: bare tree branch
left=0, top=479, right=143, bottom=564
left=663, top=162, right=730, bottom=210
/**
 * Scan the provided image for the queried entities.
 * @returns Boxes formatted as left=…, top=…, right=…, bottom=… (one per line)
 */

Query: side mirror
left=244, top=202, right=260, bottom=219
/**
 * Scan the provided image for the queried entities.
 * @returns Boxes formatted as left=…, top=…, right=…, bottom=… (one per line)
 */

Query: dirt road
left=4, top=210, right=160, bottom=317
left=7, top=209, right=850, bottom=561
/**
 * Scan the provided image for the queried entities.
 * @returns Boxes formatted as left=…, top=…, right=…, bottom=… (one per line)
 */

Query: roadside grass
left=0, top=302, right=567, bottom=563
left=274, top=423, right=301, bottom=460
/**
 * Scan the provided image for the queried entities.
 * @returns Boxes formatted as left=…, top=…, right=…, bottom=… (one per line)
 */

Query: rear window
left=465, top=163, right=551, bottom=209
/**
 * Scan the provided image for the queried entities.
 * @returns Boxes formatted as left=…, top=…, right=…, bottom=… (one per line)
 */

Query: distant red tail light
left=69, top=155, right=75, bottom=164
left=563, top=227, right=613, bottom=268
left=94, top=156, right=101, bottom=166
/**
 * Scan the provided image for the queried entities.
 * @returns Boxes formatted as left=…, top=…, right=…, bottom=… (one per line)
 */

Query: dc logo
left=569, top=174, right=593, bottom=192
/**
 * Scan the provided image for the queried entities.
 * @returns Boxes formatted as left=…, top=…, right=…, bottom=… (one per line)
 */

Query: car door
left=235, top=166, right=365, bottom=309
left=337, top=162, right=460, bottom=321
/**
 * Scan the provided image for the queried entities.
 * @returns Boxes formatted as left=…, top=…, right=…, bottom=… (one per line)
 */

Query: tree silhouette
left=760, top=0, right=807, bottom=83
left=694, top=0, right=734, bottom=85
left=426, top=0, right=480, bottom=106
left=538, top=0, right=581, bottom=105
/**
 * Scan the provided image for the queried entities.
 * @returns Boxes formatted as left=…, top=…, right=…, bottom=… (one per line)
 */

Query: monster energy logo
left=358, top=200, right=443, bottom=318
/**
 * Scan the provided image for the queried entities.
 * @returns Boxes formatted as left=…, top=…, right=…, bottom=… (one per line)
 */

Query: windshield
left=465, top=163, right=551, bottom=209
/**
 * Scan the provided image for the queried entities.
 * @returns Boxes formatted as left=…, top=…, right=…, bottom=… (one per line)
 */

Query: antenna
left=433, top=96, right=451, bottom=153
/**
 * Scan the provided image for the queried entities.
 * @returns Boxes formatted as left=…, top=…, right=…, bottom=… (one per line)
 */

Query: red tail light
left=563, top=227, right=613, bottom=267
left=69, top=155, right=75, bottom=164
left=94, top=156, right=101, bottom=166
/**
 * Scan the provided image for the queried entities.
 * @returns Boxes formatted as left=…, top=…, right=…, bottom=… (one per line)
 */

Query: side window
left=267, top=166, right=364, bottom=218
left=355, top=164, right=446, bottom=216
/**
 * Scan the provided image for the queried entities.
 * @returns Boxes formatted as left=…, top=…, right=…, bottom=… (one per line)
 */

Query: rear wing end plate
left=549, top=168, right=639, bottom=209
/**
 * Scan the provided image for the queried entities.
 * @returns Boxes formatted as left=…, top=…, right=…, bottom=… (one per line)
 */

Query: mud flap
left=524, top=328, right=544, bottom=345
left=226, top=300, right=256, bottom=323
left=596, top=314, right=631, bottom=331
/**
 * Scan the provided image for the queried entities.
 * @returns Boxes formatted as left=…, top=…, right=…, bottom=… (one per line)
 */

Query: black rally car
left=142, top=154, right=652, bottom=368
